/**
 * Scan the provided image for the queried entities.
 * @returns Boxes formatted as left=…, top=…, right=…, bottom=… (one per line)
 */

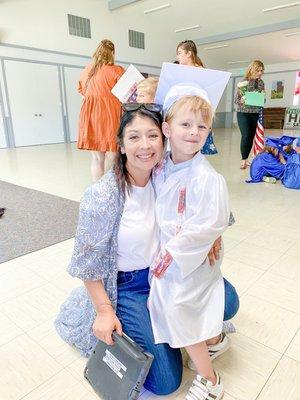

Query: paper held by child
left=111, top=64, right=145, bottom=103
left=244, top=91, right=265, bottom=107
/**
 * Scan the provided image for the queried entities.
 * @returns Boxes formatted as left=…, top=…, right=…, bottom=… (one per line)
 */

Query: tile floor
left=0, top=127, right=299, bottom=400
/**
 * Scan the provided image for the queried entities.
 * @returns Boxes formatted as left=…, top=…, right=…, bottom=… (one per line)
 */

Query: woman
left=77, top=39, right=124, bottom=181
left=176, top=40, right=218, bottom=155
left=234, top=60, right=265, bottom=169
left=55, top=104, right=239, bottom=395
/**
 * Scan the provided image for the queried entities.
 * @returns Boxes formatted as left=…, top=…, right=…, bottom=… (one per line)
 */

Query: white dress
left=148, top=152, right=230, bottom=348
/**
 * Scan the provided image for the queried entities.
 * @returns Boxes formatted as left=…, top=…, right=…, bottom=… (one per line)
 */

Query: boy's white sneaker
left=187, top=333, right=231, bottom=371
left=185, top=371, right=224, bottom=400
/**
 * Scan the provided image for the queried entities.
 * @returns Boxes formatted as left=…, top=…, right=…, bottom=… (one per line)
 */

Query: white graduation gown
left=148, top=152, right=230, bottom=348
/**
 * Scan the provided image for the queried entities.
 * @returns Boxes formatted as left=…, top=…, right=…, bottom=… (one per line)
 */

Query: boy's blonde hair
left=137, top=77, right=159, bottom=100
left=165, top=96, right=213, bottom=127
left=245, top=60, right=264, bottom=80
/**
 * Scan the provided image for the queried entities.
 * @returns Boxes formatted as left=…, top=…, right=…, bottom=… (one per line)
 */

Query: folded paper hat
left=154, top=63, right=231, bottom=112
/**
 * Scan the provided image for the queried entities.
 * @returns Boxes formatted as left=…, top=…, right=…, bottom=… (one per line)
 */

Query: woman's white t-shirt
left=117, top=180, right=159, bottom=272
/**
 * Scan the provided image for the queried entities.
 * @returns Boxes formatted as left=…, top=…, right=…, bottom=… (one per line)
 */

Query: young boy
left=282, top=137, right=300, bottom=189
left=148, top=82, right=231, bottom=400
left=136, top=77, right=159, bottom=103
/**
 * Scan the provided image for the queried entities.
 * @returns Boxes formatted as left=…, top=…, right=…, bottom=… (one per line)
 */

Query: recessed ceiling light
left=144, top=3, right=171, bottom=14
left=285, top=31, right=300, bottom=36
left=204, top=44, right=229, bottom=50
left=262, top=2, right=300, bottom=12
left=174, top=24, right=200, bottom=33
left=227, top=60, right=251, bottom=64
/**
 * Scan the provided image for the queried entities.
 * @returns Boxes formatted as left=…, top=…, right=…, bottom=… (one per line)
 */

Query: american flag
left=253, top=108, right=265, bottom=156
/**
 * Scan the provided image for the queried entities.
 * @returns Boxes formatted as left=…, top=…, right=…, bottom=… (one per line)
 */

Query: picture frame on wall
left=271, top=80, right=284, bottom=99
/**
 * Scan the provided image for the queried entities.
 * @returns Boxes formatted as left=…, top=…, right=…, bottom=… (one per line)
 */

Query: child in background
left=148, top=84, right=230, bottom=400
left=136, top=77, right=159, bottom=103
left=247, top=144, right=286, bottom=184
left=282, top=137, right=300, bottom=189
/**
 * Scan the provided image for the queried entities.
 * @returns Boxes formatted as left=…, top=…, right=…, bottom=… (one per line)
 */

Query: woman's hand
left=92, top=306, right=123, bottom=345
left=208, top=236, right=222, bottom=266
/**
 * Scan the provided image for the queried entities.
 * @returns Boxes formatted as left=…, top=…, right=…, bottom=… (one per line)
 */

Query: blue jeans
left=116, top=268, right=239, bottom=395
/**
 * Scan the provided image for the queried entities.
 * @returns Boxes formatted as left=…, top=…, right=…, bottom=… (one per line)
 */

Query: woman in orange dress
left=77, top=39, right=124, bottom=181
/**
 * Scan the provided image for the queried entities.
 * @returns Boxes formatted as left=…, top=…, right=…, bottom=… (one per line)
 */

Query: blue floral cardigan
left=54, top=170, right=125, bottom=356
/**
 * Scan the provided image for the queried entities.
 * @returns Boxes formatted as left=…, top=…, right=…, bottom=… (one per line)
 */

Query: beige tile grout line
left=254, top=327, right=300, bottom=400
left=241, top=239, right=298, bottom=297
left=16, top=368, right=67, bottom=400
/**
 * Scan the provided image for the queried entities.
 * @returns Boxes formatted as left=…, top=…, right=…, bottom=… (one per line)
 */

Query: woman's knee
left=224, top=278, right=240, bottom=320
left=144, top=346, right=183, bottom=395
left=144, top=368, right=182, bottom=395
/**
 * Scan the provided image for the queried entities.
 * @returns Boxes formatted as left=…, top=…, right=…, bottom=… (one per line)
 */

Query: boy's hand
left=208, top=237, right=222, bottom=266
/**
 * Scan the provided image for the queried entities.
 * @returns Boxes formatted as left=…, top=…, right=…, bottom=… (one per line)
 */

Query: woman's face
left=252, top=67, right=264, bottom=79
left=177, top=46, right=192, bottom=65
left=122, top=115, right=164, bottom=177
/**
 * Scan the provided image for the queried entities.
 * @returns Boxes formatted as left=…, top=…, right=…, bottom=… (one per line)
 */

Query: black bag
left=84, top=332, right=154, bottom=400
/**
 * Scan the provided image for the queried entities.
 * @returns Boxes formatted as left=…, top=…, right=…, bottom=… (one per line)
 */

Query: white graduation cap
left=111, top=64, right=145, bottom=103
left=154, top=62, right=231, bottom=112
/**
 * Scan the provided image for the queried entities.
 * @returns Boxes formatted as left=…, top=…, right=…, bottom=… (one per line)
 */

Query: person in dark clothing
left=234, top=60, right=265, bottom=169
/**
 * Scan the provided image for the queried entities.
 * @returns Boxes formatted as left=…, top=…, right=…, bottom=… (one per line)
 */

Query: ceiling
left=109, top=0, right=300, bottom=69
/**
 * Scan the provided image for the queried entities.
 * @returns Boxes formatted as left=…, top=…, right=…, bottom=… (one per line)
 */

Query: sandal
left=240, top=161, right=247, bottom=169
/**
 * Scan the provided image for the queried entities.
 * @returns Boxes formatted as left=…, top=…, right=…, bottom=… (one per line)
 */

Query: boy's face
left=136, top=90, right=154, bottom=104
left=162, top=106, right=210, bottom=163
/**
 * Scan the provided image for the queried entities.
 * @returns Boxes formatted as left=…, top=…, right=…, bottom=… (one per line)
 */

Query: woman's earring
left=121, top=147, right=126, bottom=154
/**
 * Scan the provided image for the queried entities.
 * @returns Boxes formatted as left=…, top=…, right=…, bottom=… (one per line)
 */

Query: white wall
left=216, top=77, right=234, bottom=113
left=0, top=0, right=175, bottom=67
left=0, top=111, right=6, bottom=148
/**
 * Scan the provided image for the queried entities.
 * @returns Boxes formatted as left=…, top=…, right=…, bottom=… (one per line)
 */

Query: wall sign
left=284, top=107, right=300, bottom=129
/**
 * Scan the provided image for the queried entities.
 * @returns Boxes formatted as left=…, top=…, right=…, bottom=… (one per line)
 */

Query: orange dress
left=77, top=63, right=124, bottom=151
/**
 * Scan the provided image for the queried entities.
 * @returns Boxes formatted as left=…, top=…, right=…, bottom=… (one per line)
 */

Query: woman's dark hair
left=114, top=108, right=164, bottom=193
